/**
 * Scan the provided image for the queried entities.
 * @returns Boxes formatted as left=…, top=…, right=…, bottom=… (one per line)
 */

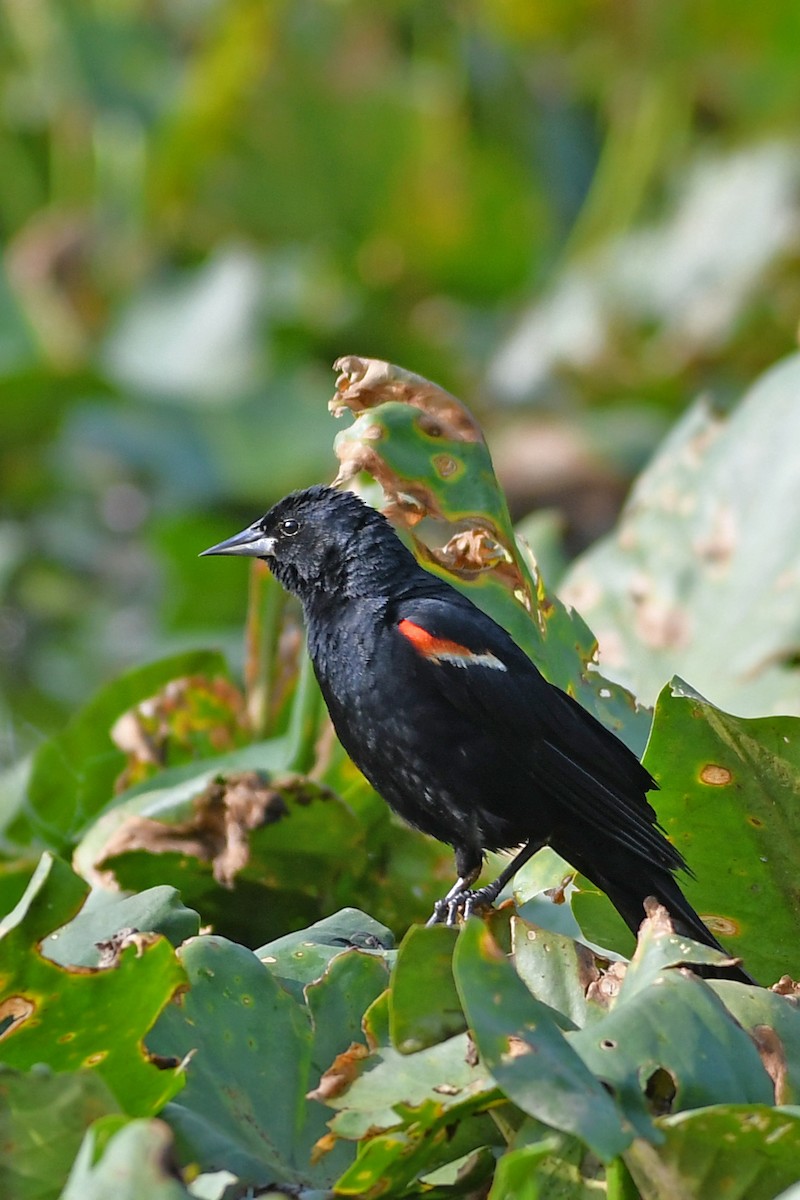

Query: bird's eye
left=280, top=518, right=301, bottom=536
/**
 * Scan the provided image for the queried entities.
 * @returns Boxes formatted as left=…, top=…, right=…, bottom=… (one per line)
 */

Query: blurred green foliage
left=2, top=0, right=800, bottom=759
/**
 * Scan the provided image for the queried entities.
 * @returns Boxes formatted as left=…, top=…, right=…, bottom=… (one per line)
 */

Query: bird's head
left=201, top=484, right=412, bottom=601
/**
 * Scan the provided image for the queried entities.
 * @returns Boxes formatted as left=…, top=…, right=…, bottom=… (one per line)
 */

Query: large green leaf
left=42, top=886, right=200, bottom=968
left=561, top=356, right=800, bottom=717
left=0, top=1066, right=120, bottom=1200
left=0, top=854, right=185, bottom=1115
left=642, top=680, right=800, bottom=984
left=708, top=982, right=800, bottom=1105
left=569, top=911, right=774, bottom=1137
left=148, top=933, right=387, bottom=1189
left=452, top=918, right=630, bottom=1162
left=389, top=923, right=465, bottom=1053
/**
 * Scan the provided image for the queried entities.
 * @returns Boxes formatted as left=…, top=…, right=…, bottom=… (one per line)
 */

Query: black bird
left=202, top=485, right=753, bottom=984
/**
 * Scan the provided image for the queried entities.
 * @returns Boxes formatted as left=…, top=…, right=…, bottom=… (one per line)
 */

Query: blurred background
left=2, top=0, right=800, bottom=762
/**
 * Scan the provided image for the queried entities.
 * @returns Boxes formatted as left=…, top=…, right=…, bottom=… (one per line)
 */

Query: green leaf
left=389, top=923, right=465, bottom=1053
left=322, top=1031, right=499, bottom=1143
left=0, top=852, right=88, bottom=940
left=708, top=982, right=800, bottom=1105
left=452, top=918, right=630, bottom=1162
left=7, top=650, right=230, bottom=853
left=149, top=935, right=314, bottom=1187
left=0, top=860, right=38, bottom=927
left=625, top=1105, right=800, bottom=1200
left=0, top=853, right=185, bottom=1115
left=569, top=920, right=774, bottom=1136
left=42, top=886, right=200, bottom=968
left=0, top=1065, right=120, bottom=1200
left=306, top=949, right=392, bottom=1108
left=61, top=1118, right=193, bottom=1200
left=642, top=680, right=800, bottom=984
left=256, top=906, right=394, bottom=1001
left=511, top=915, right=606, bottom=1030
left=149, top=934, right=387, bottom=1189
left=561, top=357, right=800, bottom=718
left=332, top=1106, right=501, bottom=1199
left=488, top=1134, right=607, bottom=1200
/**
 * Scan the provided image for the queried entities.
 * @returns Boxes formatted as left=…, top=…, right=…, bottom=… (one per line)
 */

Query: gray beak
left=200, top=523, right=277, bottom=559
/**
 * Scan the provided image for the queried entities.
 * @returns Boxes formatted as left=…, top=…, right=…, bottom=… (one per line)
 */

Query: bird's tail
left=573, top=858, right=757, bottom=986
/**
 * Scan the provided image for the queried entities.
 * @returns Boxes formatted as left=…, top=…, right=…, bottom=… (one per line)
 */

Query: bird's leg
left=462, top=838, right=547, bottom=917
left=428, top=839, right=548, bottom=925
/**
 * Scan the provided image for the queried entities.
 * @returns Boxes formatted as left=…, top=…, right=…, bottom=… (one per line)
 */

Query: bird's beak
left=199, top=523, right=277, bottom=559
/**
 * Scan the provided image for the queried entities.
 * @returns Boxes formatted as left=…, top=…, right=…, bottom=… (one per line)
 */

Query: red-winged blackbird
left=203, top=485, right=754, bottom=984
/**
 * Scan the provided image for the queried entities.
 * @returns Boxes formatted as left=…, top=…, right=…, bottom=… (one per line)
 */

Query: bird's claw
left=427, top=887, right=495, bottom=927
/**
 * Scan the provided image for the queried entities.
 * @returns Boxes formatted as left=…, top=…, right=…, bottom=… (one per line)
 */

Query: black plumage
left=202, top=485, right=754, bottom=984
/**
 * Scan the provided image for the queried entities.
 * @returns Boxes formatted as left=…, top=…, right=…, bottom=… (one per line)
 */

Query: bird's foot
left=426, top=882, right=501, bottom=927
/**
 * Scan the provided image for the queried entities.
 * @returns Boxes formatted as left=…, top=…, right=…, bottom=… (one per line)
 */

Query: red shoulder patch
left=397, top=619, right=507, bottom=671
left=398, top=618, right=473, bottom=660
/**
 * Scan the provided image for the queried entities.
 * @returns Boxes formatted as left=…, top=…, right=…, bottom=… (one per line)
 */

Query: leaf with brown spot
left=97, top=771, right=291, bottom=888
left=561, top=361, right=800, bottom=716
left=707, top=980, right=800, bottom=1104
left=626, top=1105, right=800, bottom=1200
left=699, top=763, right=732, bottom=786
left=453, top=919, right=629, bottom=1161
left=641, top=680, right=800, bottom=984
left=327, top=356, right=651, bottom=751
left=7, top=650, right=230, bottom=855
left=0, top=854, right=185, bottom=1115
left=751, top=1024, right=789, bottom=1104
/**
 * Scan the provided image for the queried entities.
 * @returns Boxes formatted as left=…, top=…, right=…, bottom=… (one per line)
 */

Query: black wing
left=391, top=593, right=684, bottom=875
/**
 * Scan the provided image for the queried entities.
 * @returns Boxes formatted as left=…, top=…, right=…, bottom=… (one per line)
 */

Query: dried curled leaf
left=331, top=355, right=483, bottom=441
left=97, top=771, right=293, bottom=888
left=307, top=1041, right=369, bottom=1103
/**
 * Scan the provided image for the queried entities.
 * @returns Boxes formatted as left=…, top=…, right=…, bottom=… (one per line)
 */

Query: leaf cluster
left=1, top=359, right=799, bottom=1198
